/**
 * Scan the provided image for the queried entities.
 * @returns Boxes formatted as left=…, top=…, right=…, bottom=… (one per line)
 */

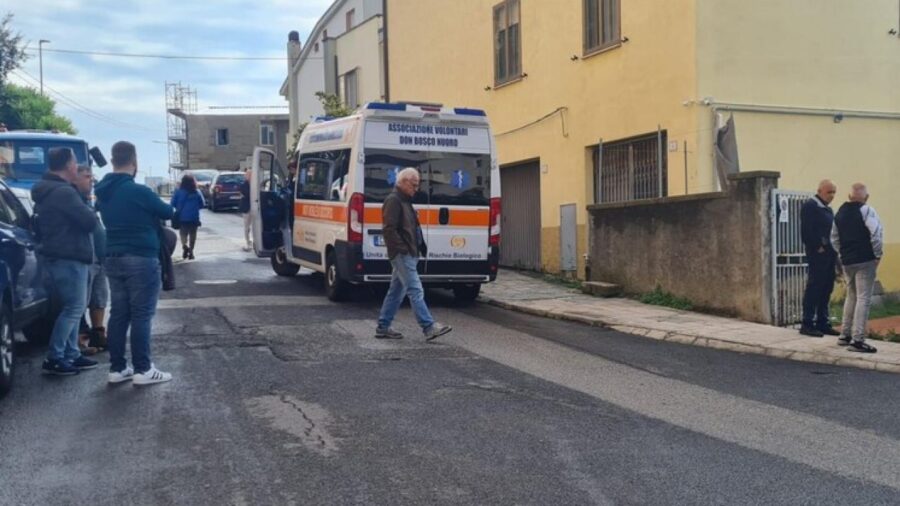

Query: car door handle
left=439, top=207, right=449, bottom=225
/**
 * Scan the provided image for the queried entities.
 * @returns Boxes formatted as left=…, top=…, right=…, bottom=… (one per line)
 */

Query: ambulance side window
left=297, top=149, right=350, bottom=201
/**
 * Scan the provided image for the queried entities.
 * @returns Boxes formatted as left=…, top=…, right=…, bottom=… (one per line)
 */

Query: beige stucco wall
left=696, top=0, right=900, bottom=290
left=336, top=15, right=385, bottom=106
left=388, top=0, right=699, bottom=274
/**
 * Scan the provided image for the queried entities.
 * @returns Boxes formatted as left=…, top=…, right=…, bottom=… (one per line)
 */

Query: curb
left=479, top=295, right=900, bottom=375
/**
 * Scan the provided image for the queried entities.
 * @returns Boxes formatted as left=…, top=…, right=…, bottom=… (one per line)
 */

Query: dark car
left=0, top=179, right=56, bottom=397
left=209, top=171, right=246, bottom=212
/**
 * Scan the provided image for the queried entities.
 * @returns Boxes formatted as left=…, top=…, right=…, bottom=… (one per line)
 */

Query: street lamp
left=38, top=39, right=50, bottom=96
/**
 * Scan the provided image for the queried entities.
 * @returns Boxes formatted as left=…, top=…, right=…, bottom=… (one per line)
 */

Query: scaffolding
left=165, top=82, right=197, bottom=179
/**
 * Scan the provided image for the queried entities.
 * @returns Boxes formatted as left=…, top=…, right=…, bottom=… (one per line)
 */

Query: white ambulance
left=250, top=102, right=501, bottom=302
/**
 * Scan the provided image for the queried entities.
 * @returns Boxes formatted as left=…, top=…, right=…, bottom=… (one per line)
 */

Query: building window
left=260, top=124, right=276, bottom=146
left=346, top=9, right=355, bottom=30
left=493, top=0, right=521, bottom=86
left=216, top=128, right=229, bottom=146
left=341, top=69, right=359, bottom=109
left=594, top=131, right=667, bottom=203
left=584, top=0, right=620, bottom=54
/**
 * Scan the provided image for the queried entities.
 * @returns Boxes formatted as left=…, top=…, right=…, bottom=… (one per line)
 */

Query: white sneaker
left=132, top=367, right=172, bottom=386
left=108, top=367, right=134, bottom=384
left=242, top=244, right=251, bottom=251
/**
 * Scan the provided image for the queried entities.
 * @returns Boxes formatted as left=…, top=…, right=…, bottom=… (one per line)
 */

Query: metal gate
left=500, top=162, right=542, bottom=271
left=771, top=189, right=814, bottom=326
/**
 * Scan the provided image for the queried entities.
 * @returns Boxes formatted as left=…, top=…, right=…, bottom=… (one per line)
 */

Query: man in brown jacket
left=376, top=168, right=452, bottom=341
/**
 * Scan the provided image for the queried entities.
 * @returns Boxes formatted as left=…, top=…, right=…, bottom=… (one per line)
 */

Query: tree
left=0, top=83, right=76, bottom=134
left=0, top=14, right=76, bottom=134
left=0, top=13, right=27, bottom=86
left=286, top=92, right=355, bottom=160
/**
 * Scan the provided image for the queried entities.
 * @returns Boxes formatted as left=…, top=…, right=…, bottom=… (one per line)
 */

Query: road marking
left=157, top=295, right=324, bottom=310
left=436, top=318, right=900, bottom=490
left=194, top=280, right=238, bottom=285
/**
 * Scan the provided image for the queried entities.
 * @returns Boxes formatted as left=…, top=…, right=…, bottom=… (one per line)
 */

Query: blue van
left=0, top=130, right=104, bottom=191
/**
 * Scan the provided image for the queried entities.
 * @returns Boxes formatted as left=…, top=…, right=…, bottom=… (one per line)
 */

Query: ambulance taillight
left=489, top=197, right=501, bottom=246
left=348, top=192, right=364, bottom=244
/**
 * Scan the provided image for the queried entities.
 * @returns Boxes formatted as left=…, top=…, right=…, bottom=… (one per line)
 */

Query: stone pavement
left=479, top=270, right=900, bottom=374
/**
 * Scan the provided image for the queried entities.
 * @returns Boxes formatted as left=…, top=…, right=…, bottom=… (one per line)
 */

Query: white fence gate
left=771, top=189, right=815, bottom=326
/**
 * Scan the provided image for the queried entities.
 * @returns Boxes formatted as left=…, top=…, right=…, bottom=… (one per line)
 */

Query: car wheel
left=271, top=247, right=300, bottom=277
left=0, top=300, right=15, bottom=398
left=324, top=251, right=349, bottom=302
left=452, top=284, right=481, bottom=304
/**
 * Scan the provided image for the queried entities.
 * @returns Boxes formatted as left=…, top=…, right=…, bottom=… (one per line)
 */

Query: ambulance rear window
left=364, top=149, right=490, bottom=206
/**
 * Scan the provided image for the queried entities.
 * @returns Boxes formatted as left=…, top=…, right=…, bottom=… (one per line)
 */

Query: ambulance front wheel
left=453, top=284, right=481, bottom=304
left=325, top=251, right=350, bottom=301
left=271, top=247, right=300, bottom=277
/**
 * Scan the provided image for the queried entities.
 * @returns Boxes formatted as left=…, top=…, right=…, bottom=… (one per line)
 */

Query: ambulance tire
left=325, top=251, right=350, bottom=301
left=452, top=284, right=481, bottom=304
left=271, top=247, right=300, bottom=277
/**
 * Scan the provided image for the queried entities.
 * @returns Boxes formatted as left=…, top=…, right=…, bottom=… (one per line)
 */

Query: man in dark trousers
left=31, top=147, right=99, bottom=375
left=375, top=167, right=452, bottom=341
left=832, top=183, right=884, bottom=353
left=95, top=141, right=175, bottom=385
left=799, top=179, right=839, bottom=337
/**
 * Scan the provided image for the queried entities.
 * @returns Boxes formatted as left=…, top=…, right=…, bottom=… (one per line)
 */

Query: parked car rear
left=209, top=171, right=246, bottom=212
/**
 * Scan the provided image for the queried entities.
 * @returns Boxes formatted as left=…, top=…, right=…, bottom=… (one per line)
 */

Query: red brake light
left=349, top=192, right=364, bottom=244
left=489, top=197, right=501, bottom=247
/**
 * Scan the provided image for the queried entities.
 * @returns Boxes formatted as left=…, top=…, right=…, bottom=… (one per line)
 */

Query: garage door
left=499, top=161, right=541, bottom=270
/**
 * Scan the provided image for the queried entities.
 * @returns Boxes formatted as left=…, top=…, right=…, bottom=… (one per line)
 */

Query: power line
left=25, top=47, right=284, bottom=61
left=11, top=69, right=158, bottom=133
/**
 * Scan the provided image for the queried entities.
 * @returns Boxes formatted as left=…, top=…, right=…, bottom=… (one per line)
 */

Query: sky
left=6, top=0, right=332, bottom=183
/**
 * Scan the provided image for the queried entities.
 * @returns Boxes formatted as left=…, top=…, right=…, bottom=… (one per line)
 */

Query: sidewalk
left=480, top=270, right=900, bottom=374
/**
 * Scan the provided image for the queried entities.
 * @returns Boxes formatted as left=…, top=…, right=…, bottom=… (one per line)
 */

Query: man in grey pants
left=831, top=183, right=884, bottom=353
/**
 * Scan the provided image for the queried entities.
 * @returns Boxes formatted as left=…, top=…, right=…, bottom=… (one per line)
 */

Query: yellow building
left=385, top=0, right=900, bottom=290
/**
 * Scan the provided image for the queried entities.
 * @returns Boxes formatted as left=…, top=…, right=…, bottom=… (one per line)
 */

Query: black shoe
left=847, top=341, right=877, bottom=353
left=42, top=359, right=79, bottom=376
left=818, top=327, right=841, bottom=336
left=837, top=335, right=852, bottom=346
left=72, top=356, right=99, bottom=370
left=182, top=248, right=189, bottom=260
left=799, top=327, right=824, bottom=337
left=375, top=327, right=403, bottom=339
left=188, top=249, right=195, bottom=260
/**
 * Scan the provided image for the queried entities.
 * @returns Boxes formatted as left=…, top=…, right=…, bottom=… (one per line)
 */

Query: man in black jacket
left=31, top=148, right=99, bottom=375
left=799, top=179, right=839, bottom=337
left=375, top=168, right=451, bottom=341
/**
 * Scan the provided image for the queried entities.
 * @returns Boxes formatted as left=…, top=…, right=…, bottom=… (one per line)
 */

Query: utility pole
left=39, top=39, right=51, bottom=96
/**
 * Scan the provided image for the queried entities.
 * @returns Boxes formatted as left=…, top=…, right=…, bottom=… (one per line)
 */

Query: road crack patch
left=244, top=394, right=340, bottom=457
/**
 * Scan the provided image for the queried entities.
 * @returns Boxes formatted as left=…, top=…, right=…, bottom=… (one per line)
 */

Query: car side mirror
left=89, top=147, right=107, bottom=167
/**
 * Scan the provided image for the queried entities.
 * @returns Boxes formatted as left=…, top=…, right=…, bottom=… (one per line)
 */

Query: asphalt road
left=1, top=209, right=899, bottom=505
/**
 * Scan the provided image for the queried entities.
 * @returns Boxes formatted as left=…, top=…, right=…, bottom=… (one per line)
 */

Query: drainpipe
left=382, top=0, right=391, bottom=102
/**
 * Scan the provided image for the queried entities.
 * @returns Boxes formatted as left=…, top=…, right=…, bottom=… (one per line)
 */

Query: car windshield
left=217, top=174, right=244, bottom=185
left=0, top=139, right=90, bottom=181
left=192, top=172, right=216, bottom=182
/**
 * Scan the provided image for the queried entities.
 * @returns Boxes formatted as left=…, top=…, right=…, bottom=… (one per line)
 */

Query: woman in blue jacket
left=171, top=174, right=205, bottom=260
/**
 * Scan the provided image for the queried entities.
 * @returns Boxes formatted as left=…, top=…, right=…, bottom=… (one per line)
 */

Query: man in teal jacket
left=95, top=141, right=175, bottom=386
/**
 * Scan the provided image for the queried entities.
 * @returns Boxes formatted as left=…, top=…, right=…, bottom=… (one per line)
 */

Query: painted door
left=499, top=162, right=541, bottom=270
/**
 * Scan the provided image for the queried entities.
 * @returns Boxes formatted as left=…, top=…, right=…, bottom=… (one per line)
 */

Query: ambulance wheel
left=453, top=284, right=481, bottom=304
left=325, top=251, right=350, bottom=301
left=271, top=247, right=300, bottom=277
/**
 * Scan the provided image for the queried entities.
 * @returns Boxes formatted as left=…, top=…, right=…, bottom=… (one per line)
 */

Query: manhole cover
left=194, top=280, right=238, bottom=285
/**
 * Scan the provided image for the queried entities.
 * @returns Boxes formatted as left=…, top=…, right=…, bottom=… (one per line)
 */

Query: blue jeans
left=45, top=259, right=89, bottom=364
left=105, top=256, right=161, bottom=373
left=377, top=254, right=435, bottom=331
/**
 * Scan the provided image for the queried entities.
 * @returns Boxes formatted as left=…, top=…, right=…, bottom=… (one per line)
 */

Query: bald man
left=799, top=179, right=839, bottom=337
left=831, top=183, right=884, bottom=353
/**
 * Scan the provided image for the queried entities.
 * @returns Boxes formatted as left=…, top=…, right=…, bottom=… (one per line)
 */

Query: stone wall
left=587, top=171, right=779, bottom=323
